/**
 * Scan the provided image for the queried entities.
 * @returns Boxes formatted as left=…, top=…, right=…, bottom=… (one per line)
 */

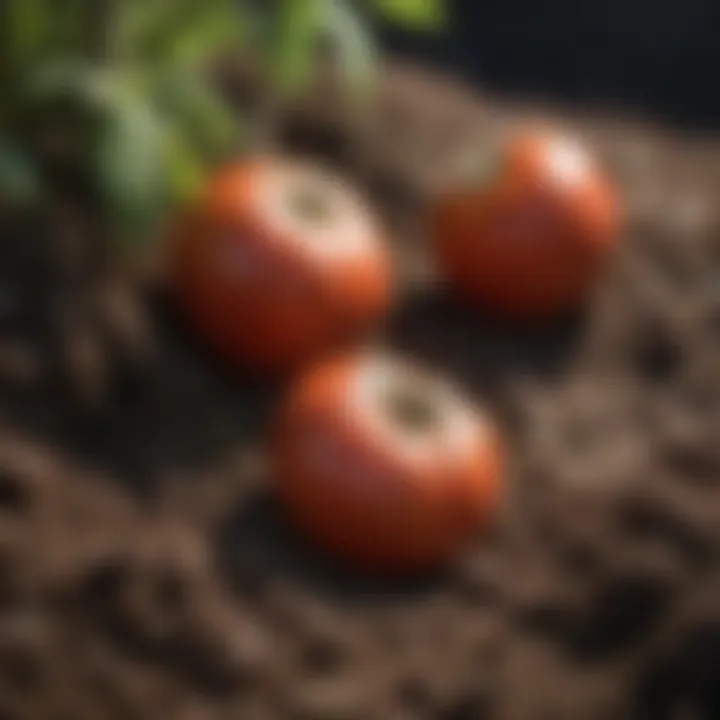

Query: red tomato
left=432, top=127, right=620, bottom=320
left=171, top=158, right=392, bottom=372
left=275, top=353, right=503, bottom=575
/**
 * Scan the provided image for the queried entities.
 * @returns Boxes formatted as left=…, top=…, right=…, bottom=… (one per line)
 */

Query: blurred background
left=381, top=0, right=719, bottom=126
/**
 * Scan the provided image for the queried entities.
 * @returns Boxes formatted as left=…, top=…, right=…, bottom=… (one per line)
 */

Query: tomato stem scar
left=383, top=382, right=440, bottom=432
left=287, top=183, right=333, bottom=224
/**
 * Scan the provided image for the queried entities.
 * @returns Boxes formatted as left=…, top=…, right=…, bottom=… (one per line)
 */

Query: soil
left=0, top=62, right=718, bottom=719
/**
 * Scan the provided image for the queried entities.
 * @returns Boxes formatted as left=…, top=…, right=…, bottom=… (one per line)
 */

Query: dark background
left=381, top=0, right=720, bottom=127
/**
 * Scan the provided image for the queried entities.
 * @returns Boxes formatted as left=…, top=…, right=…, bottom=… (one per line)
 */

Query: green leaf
left=325, top=0, right=378, bottom=111
left=270, top=0, right=325, bottom=99
left=370, top=0, right=445, bottom=31
left=24, top=61, right=116, bottom=111
left=0, top=137, right=40, bottom=205
left=164, top=129, right=207, bottom=205
left=114, top=0, right=178, bottom=58
left=118, top=0, right=200, bottom=64
left=162, top=0, right=249, bottom=70
left=1, top=0, right=50, bottom=66
left=154, top=73, right=242, bottom=161
left=267, top=0, right=380, bottom=105
left=49, top=0, right=95, bottom=53
left=95, top=94, right=170, bottom=241
left=127, top=0, right=247, bottom=69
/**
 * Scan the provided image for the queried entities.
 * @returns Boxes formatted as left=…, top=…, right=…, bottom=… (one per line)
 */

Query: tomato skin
left=432, top=129, right=620, bottom=320
left=274, top=354, right=503, bottom=575
left=171, top=159, right=392, bottom=372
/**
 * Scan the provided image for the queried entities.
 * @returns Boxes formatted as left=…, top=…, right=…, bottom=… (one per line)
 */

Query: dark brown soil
left=0, top=62, right=718, bottom=719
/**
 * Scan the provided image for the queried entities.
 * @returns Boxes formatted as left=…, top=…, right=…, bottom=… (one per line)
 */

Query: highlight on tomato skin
left=274, top=352, right=504, bottom=576
left=431, top=126, right=622, bottom=321
left=170, top=157, right=393, bottom=373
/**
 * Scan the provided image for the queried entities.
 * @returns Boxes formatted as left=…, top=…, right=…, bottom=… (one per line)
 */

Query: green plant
left=1, top=0, right=247, bottom=239
left=266, top=0, right=445, bottom=105
left=0, top=0, right=445, bottom=243
left=369, top=0, right=446, bottom=31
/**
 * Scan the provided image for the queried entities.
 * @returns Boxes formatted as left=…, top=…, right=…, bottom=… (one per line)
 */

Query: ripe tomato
left=432, top=127, right=620, bottom=320
left=171, top=158, right=392, bottom=371
left=275, top=353, right=503, bottom=575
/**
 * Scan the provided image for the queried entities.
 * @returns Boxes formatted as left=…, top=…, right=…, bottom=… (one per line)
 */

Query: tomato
left=431, top=127, right=620, bottom=320
left=274, top=353, right=503, bottom=575
left=171, top=158, right=392, bottom=372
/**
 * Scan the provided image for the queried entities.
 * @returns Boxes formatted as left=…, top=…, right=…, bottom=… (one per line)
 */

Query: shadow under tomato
left=90, top=296, right=285, bottom=495
left=216, top=489, right=448, bottom=607
left=384, top=285, right=588, bottom=401
left=3, top=291, right=286, bottom=501
left=634, top=624, right=720, bottom=719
